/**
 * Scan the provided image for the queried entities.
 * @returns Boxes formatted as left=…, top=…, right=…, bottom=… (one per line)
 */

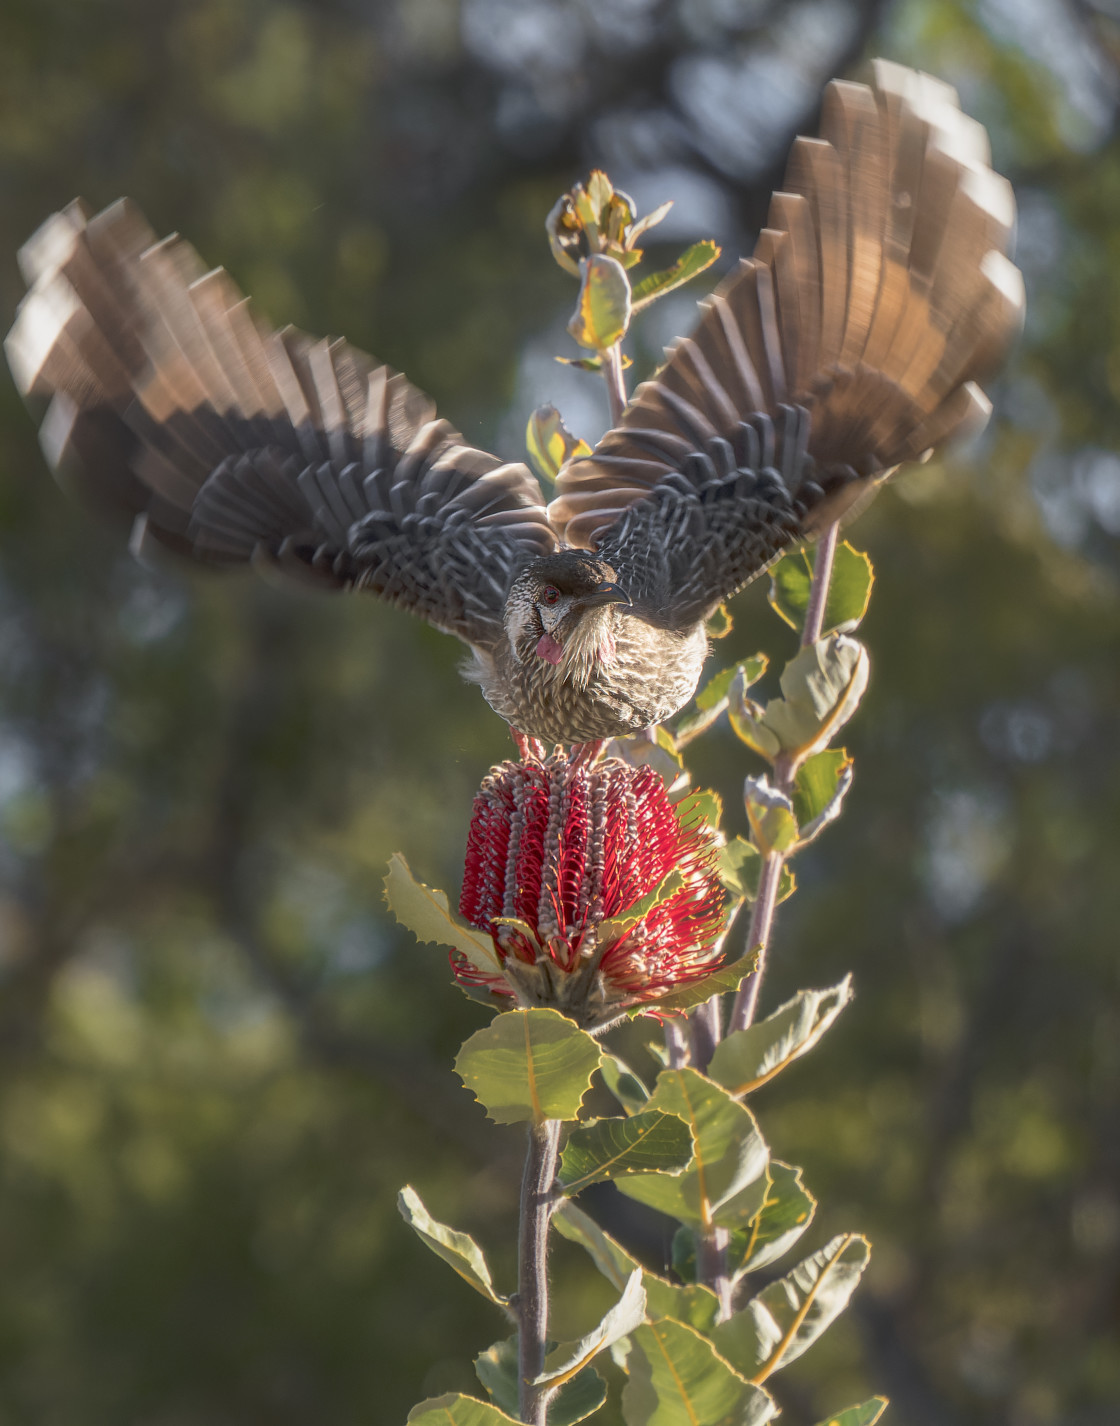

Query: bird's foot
left=511, top=729, right=548, bottom=763
left=567, top=739, right=610, bottom=769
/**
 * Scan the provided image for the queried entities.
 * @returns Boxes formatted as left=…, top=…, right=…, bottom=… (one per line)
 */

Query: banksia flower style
left=457, top=753, right=726, bottom=1027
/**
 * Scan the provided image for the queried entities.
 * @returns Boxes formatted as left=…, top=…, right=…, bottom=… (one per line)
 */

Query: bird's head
left=505, top=552, right=631, bottom=669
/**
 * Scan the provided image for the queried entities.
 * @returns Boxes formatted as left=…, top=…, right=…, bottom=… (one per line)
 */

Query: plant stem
left=728, top=521, right=840, bottom=1034
left=696, top=1226, right=733, bottom=1321
left=802, top=520, right=839, bottom=647
left=602, top=343, right=628, bottom=425
left=518, top=1118, right=562, bottom=1425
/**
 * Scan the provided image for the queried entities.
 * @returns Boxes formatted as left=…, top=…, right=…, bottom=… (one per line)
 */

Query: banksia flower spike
left=457, top=752, right=727, bottom=1028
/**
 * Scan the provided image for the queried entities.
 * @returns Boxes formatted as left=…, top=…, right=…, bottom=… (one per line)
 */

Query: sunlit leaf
left=792, top=750, right=854, bottom=843
left=705, top=602, right=734, bottom=639
left=812, top=1397, right=889, bottom=1426
left=454, top=1009, right=602, bottom=1124
left=626, top=199, right=673, bottom=245
left=708, top=978, right=854, bottom=1096
left=743, top=776, right=799, bottom=855
left=558, top=1111, right=693, bottom=1194
left=384, top=853, right=500, bottom=978
left=696, top=656, right=769, bottom=712
left=810, top=1397, right=890, bottom=1420
left=673, top=1161, right=816, bottom=1282
left=717, top=839, right=795, bottom=904
left=554, top=1201, right=720, bottom=1333
left=730, top=1161, right=817, bottom=1276
left=526, top=404, right=591, bottom=485
left=674, top=788, right=722, bottom=835
left=631, top=240, right=721, bottom=312
left=397, top=1185, right=508, bottom=1305
left=407, top=1394, right=520, bottom=1425
left=568, top=254, right=631, bottom=350
left=647, top=948, right=758, bottom=1015
left=556, top=352, right=633, bottom=372
left=621, top=1319, right=777, bottom=1426
left=536, top=1270, right=646, bottom=1385
left=758, top=636, right=870, bottom=762
left=768, top=542, right=875, bottom=635
left=712, top=1234, right=871, bottom=1381
left=475, top=1338, right=606, bottom=1426
left=616, top=1068, right=770, bottom=1228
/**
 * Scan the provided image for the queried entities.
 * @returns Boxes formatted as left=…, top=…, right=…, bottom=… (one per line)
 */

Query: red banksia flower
left=457, top=753, right=727, bottom=1028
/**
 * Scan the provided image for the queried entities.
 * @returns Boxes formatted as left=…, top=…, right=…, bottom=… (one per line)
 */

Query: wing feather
left=5, top=198, right=556, bottom=645
left=550, top=61, right=1024, bottom=626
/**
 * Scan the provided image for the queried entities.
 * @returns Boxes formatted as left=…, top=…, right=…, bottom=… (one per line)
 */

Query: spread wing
left=549, top=60, right=1025, bottom=627
left=5, top=198, right=556, bottom=646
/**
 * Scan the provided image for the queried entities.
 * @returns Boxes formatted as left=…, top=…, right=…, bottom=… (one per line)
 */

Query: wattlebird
left=5, top=60, right=1023, bottom=747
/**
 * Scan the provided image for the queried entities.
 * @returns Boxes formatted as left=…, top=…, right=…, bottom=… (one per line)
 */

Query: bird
left=4, top=60, right=1023, bottom=749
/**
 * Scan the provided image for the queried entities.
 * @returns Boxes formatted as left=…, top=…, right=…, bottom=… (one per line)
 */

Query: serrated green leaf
left=768, top=542, right=875, bottom=635
left=674, top=789, right=722, bottom=835
left=813, top=1396, right=889, bottom=1426
left=760, top=637, right=870, bottom=762
left=559, top=1111, right=693, bottom=1194
left=697, top=656, right=769, bottom=712
left=475, top=1337, right=606, bottom=1426
left=647, top=949, right=758, bottom=1015
left=729, top=1161, right=817, bottom=1276
left=554, top=1200, right=720, bottom=1332
left=526, top=404, right=591, bottom=485
left=397, top=1186, right=507, bottom=1305
left=556, top=352, right=634, bottom=372
left=407, top=1393, right=520, bottom=1425
left=384, top=853, right=501, bottom=978
left=712, top=1234, right=871, bottom=1382
left=792, top=750, right=854, bottom=837
left=728, top=674, right=782, bottom=760
left=569, top=254, right=632, bottom=350
left=616, top=1069, right=769, bottom=1228
left=743, top=777, right=799, bottom=856
left=674, top=1162, right=816, bottom=1281
left=705, top=603, right=734, bottom=639
left=626, top=199, right=673, bottom=245
left=622, top=1319, right=777, bottom=1426
left=631, top=240, right=721, bottom=312
left=600, top=1053, right=650, bottom=1114
left=454, top=1009, right=602, bottom=1125
left=605, top=733, right=689, bottom=798
left=538, top=1270, right=646, bottom=1386
left=717, top=839, right=794, bottom=904
left=708, top=978, right=854, bottom=1096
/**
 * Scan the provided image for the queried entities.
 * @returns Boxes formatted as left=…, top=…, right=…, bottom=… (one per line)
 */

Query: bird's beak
left=581, top=581, right=631, bottom=609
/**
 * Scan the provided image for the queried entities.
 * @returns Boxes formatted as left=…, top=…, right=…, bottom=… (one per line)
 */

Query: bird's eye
left=541, top=586, right=561, bottom=605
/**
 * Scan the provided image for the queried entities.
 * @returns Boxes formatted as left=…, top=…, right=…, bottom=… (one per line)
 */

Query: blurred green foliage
left=1, top=1, right=1119, bottom=1423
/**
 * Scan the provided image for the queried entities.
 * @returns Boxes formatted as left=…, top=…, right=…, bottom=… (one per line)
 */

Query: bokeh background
left=1, top=1, right=1119, bottom=1422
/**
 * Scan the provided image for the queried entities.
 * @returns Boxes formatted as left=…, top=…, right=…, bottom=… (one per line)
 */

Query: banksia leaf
left=397, top=1185, right=508, bottom=1305
left=769, top=542, right=875, bottom=635
left=526, top=404, right=591, bottom=484
left=407, top=1395, right=521, bottom=1425
left=475, top=1338, right=606, bottom=1426
left=621, top=1319, right=777, bottom=1426
left=630, top=239, right=721, bottom=312
left=712, top=1234, right=871, bottom=1381
left=558, top=1111, right=693, bottom=1194
left=454, top=1008, right=602, bottom=1124
left=568, top=254, right=631, bottom=350
left=617, top=1068, right=770, bottom=1228
left=708, top=978, right=854, bottom=1097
